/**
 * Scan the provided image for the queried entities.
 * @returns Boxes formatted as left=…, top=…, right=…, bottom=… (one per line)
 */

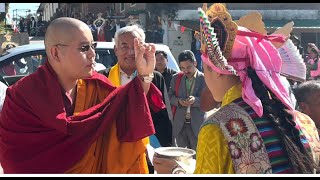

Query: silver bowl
left=154, top=147, right=196, bottom=163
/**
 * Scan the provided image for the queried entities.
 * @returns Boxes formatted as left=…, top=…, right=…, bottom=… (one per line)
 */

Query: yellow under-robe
left=194, top=84, right=243, bottom=174
left=65, top=79, right=149, bottom=173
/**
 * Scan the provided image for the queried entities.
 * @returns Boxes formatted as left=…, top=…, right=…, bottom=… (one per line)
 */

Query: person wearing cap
left=168, top=50, right=207, bottom=152
left=153, top=3, right=320, bottom=174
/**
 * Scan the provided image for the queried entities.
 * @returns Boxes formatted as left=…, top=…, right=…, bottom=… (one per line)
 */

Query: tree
left=0, top=3, right=10, bottom=22
left=0, top=3, right=10, bottom=34
left=148, top=3, right=179, bottom=21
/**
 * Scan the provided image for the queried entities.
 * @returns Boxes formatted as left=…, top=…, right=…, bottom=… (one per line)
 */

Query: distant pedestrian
left=192, top=31, right=202, bottom=72
left=18, top=17, right=25, bottom=33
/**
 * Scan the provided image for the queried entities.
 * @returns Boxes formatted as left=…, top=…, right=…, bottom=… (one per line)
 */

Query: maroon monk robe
left=0, top=61, right=165, bottom=173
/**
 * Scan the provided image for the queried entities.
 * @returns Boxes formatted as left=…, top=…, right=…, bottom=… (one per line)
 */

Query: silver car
left=0, top=42, right=180, bottom=86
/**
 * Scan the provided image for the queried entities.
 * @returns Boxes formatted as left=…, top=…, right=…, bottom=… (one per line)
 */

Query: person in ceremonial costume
left=0, top=17, right=165, bottom=174
left=153, top=3, right=320, bottom=174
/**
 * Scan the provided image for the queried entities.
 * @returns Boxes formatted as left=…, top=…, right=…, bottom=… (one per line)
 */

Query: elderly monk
left=0, top=17, right=164, bottom=174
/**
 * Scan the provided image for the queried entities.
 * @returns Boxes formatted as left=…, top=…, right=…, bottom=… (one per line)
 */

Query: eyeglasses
left=80, top=42, right=97, bottom=52
left=119, top=46, right=135, bottom=54
left=55, top=42, right=97, bottom=53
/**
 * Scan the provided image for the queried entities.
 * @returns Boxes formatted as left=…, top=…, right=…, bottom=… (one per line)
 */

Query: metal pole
left=4, top=12, right=7, bottom=33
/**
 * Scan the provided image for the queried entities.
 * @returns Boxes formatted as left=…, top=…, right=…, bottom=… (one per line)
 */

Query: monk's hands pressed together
left=134, top=38, right=156, bottom=76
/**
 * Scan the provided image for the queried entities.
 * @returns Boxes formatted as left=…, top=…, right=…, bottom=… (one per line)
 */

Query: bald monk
left=0, top=17, right=165, bottom=174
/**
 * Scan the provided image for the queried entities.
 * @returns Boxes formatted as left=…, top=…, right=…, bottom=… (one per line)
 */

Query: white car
left=0, top=42, right=180, bottom=86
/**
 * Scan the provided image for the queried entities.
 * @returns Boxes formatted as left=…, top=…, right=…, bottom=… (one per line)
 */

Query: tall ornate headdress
left=198, top=3, right=238, bottom=75
left=198, top=3, right=295, bottom=117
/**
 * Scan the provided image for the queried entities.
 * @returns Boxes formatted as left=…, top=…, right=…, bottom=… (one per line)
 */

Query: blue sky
left=8, top=3, right=40, bottom=19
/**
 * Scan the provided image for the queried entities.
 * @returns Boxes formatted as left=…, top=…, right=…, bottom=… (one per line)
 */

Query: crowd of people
left=0, top=3, right=320, bottom=175
left=68, top=11, right=164, bottom=43
left=18, top=16, right=40, bottom=36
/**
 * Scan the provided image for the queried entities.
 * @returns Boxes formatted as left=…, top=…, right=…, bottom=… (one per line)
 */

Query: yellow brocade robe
left=194, top=84, right=242, bottom=174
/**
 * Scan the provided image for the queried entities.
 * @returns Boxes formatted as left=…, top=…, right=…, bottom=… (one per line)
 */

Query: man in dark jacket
left=155, top=50, right=178, bottom=91
left=18, top=18, right=25, bottom=33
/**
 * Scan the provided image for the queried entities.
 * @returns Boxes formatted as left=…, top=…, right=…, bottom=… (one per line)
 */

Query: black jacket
left=158, top=68, right=178, bottom=91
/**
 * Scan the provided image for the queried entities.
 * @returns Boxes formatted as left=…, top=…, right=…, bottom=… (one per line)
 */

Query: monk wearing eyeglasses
left=0, top=17, right=164, bottom=174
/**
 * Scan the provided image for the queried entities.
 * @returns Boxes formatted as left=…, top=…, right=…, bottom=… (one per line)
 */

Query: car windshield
left=95, top=49, right=117, bottom=69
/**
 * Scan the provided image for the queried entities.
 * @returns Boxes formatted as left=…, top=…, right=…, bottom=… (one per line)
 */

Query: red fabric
left=0, top=61, right=163, bottom=173
left=147, top=86, right=166, bottom=113
left=1, top=63, right=16, bottom=76
left=171, top=72, right=184, bottom=118
left=180, top=26, right=186, bottom=33
left=97, top=28, right=105, bottom=42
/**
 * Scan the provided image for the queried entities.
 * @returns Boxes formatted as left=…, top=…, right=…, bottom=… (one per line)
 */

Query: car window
left=166, top=51, right=180, bottom=72
left=155, top=46, right=180, bottom=72
left=0, top=51, right=47, bottom=77
left=95, top=49, right=117, bottom=69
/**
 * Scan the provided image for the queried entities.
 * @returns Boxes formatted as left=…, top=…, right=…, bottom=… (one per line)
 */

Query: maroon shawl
left=0, top=62, right=164, bottom=173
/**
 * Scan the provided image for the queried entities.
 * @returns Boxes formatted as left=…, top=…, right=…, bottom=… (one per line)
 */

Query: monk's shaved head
left=44, top=17, right=95, bottom=81
left=44, top=17, right=90, bottom=47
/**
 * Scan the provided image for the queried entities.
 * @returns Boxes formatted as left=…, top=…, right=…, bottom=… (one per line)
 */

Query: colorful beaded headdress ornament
left=198, top=3, right=238, bottom=75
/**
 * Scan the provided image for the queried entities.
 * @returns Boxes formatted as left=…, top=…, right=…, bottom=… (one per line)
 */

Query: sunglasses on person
left=80, top=42, right=97, bottom=52
left=55, top=42, right=97, bottom=53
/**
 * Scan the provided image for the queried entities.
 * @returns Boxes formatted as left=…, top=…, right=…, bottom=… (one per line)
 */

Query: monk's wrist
left=138, top=73, right=154, bottom=84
